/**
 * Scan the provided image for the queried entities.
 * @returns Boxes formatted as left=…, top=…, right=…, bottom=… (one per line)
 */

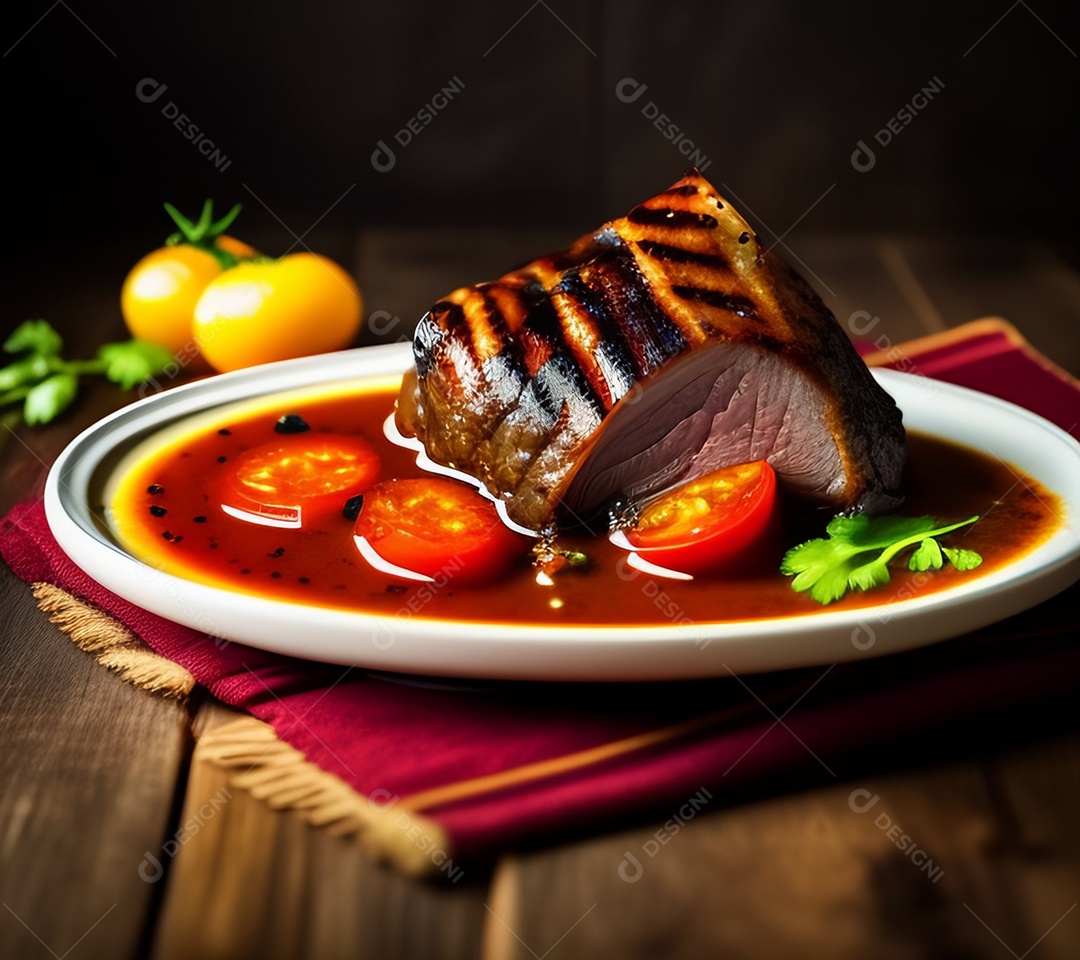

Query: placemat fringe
left=32, top=582, right=195, bottom=698
left=199, top=717, right=450, bottom=877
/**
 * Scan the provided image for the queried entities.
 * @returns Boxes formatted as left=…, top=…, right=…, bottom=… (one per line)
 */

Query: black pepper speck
left=275, top=414, right=310, bottom=434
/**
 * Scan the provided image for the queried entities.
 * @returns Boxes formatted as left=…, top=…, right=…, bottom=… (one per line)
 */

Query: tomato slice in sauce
left=619, top=461, right=778, bottom=576
left=354, top=478, right=530, bottom=584
left=222, top=433, right=380, bottom=528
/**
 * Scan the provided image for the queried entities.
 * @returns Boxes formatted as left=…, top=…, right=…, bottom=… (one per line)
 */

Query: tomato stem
left=163, top=200, right=246, bottom=270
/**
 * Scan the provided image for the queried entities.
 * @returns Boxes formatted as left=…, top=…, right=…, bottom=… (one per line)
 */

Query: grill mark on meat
left=661, top=183, right=699, bottom=197
left=559, top=268, right=638, bottom=405
left=552, top=275, right=613, bottom=408
left=476, top=285, right=514, bottom=354
left=484, top=281, right=533, bottom=335
left=602, top=251, right=689, bottom=376
left=431, top=300, right=466, bottom=333
left=460, top=284, right=514, bottom=365
left=636, top=239, right=728, bottom=269
left=475, top=286, right=530, bottom=396
left=626, top=206, right=719, bottom=230
left=518, top=323, right=555, bottom=379
left=520, top=296, right=607, bottom=420
left=671, top=284, right=762, bottom=320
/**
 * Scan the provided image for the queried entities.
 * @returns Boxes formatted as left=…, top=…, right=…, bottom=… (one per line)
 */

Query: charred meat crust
left=398, top=168, right=906, bottom=529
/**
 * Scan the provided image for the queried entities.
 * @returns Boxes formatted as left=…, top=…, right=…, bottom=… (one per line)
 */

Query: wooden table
left=2, top=230, right=1079, bottom=959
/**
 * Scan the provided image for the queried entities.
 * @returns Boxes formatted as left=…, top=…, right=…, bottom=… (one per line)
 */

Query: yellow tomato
left=192, top=254, right=363, bottom=372
left=121, top=236, right=256, bottom=357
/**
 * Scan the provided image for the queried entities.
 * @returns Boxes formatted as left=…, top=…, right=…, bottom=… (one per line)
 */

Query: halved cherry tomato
left=354, top=478, right=529, bottom=584
left=222, top=433, right=380, bottom=528
left=621, top=461, right=778, bottom=575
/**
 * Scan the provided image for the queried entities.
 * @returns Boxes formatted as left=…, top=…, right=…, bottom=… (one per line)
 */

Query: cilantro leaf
left=782, top=541, right=861, bottom=604
left=823, top=513, right=941, bottom=550
left=0, top=354, right=52, bottom=392
left=4, top=319, right=62, bottom=357
left=782, top=514, right=981, bottom=605
left=909, top=538, right=944, bottom=572
left=847, top=557, right=892, bottom=592
left=943, top=547, right=983, bottom=571
left=97, top=340, right=174, bottom=390
left=1, top=318, right=181, bottom=426
left=24, top=372, right=78, bottom=424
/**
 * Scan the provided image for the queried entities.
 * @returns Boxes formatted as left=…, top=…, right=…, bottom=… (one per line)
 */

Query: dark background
left=1, top=0, right=1078, bottom=310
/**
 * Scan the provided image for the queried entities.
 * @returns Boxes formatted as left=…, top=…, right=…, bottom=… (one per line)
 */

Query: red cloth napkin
left=3, top=318, right=1079, bottom=872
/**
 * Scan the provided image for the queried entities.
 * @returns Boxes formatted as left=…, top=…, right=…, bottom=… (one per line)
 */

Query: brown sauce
left=108, top=383, right=1061, bottom=627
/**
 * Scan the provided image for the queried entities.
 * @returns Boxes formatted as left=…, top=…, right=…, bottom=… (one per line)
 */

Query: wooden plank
left=0, top=567, right=191, bottom=960
left=960, top=733, right=1080, bottom=960
left=484, top=732, right=1080, bottom=960
left=152, top=702, right=490, bottom=960
left=894, top=236, right=1080, bottom=374
left=1, top=269, right=195, bottom=959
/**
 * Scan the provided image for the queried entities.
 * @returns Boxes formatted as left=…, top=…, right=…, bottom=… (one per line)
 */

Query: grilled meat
left=396, top=169, right=906, bottom=531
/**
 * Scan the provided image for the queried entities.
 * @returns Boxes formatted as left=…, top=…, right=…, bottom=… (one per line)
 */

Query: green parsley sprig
left=781, top=514, right=983, bottom=605
left=1, top=319, right=174, bottom=425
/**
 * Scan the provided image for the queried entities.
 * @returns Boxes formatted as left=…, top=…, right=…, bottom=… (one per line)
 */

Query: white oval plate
left=45, top=343, right=1080, bottom=681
